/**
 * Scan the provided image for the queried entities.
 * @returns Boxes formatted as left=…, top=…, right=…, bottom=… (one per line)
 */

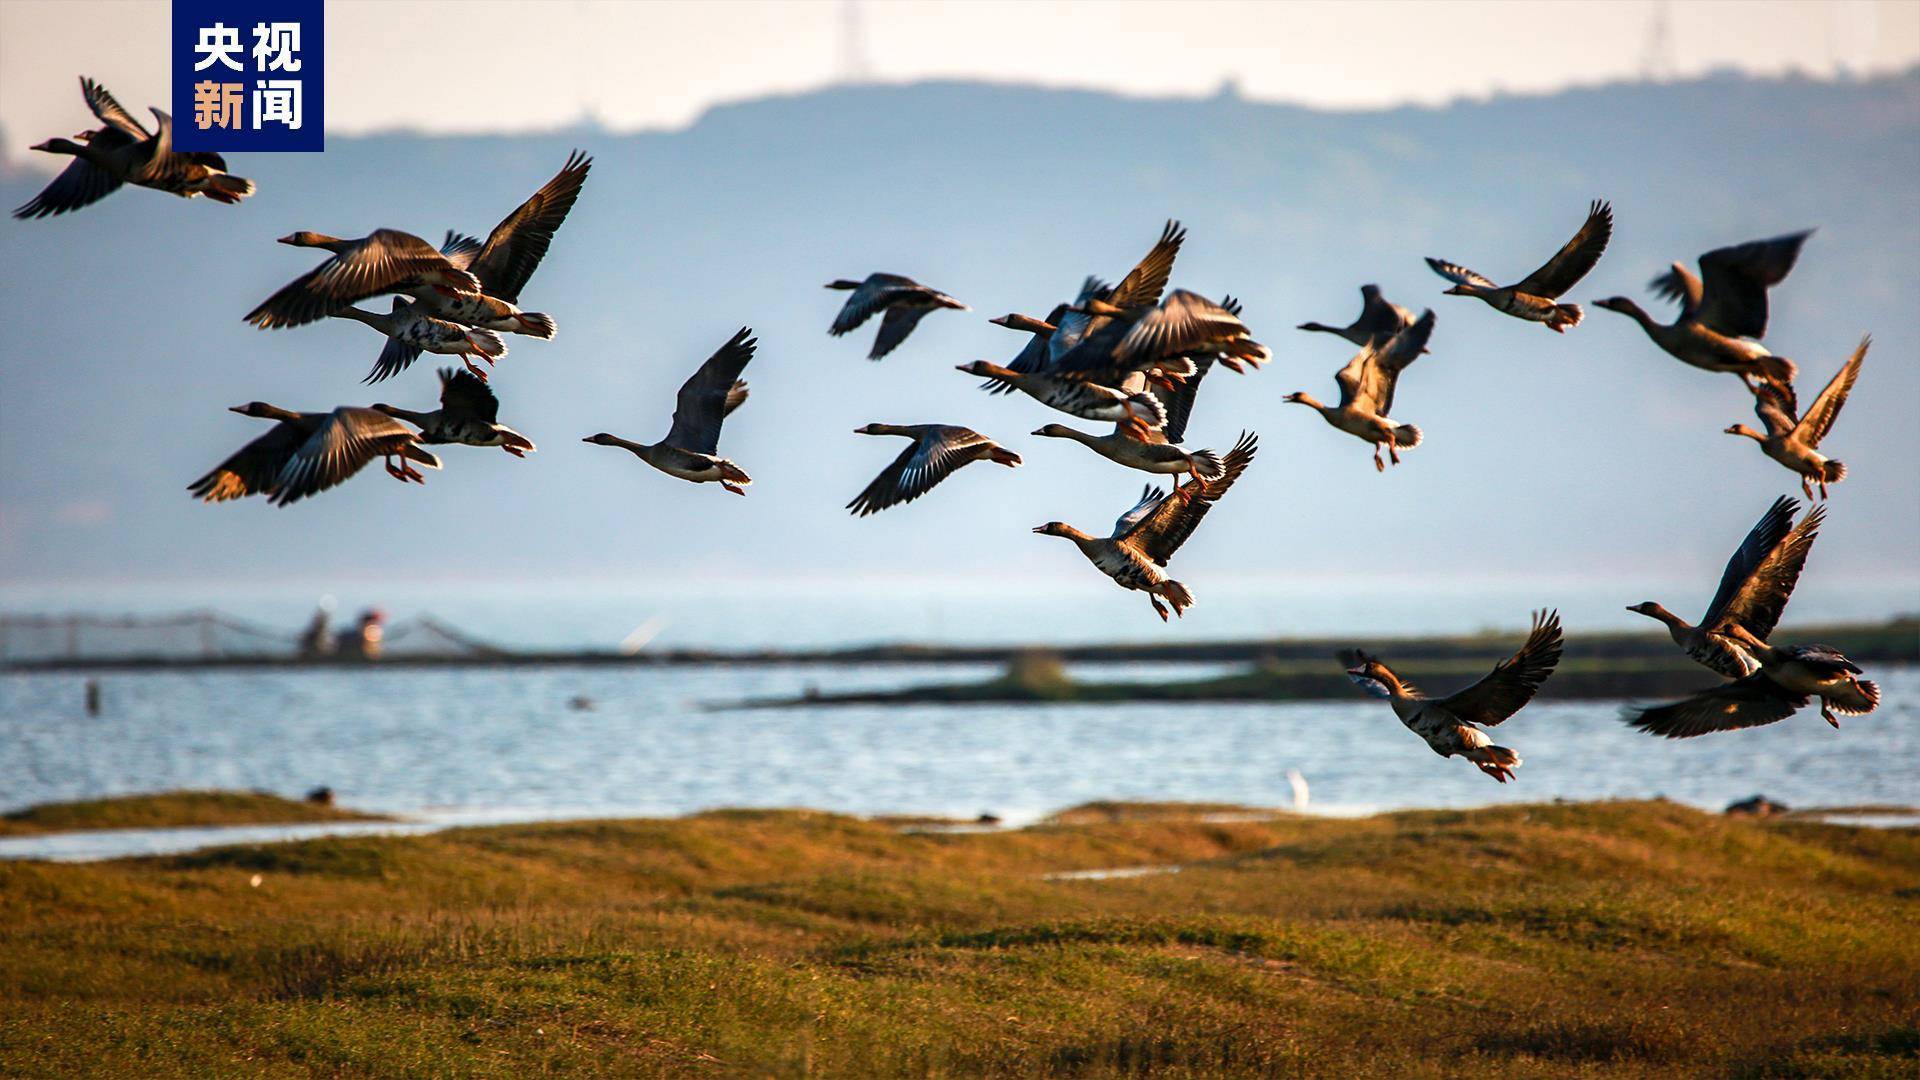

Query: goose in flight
left=1726, top=337, right=1866, bottom=500
left=1427, top=200, right=1612, bottom=332
left=1628, top=496, right=1823, bottom=677
left=1284, top=309, right=1436, bottom=471
left=846, top=425, right=1020, bottom=516
left=957, top=358, right=1167, bottom=436
left=188, top=403, right=439, bottom=507
left=1344, top=610, right=1563, bottom=783
left=373, top=368, right=535, bottom=458
left=1030, top=374, right=1227, bottom=487
left=15, top=78, right=252, bottom=218
left=826, top=274, right=968, bottom=360
left=583, top=327, right=756, bottom=494
left=1595, top=230, right=1811, bottom=387
left=1032, top=432, right=1256, bottom=621
left=373, top=152, right=591, bottom=376
left=1297, top=284, right=1417, bottom=347
left=1053, top=288, right=1269, bottom=387
left=245, top=230, right=482, bottom=330
left=334, top=299, right=506, bottom=383
left=1624, top=626, right=1878, bottom=736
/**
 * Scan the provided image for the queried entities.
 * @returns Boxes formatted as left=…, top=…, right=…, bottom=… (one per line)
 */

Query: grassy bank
left=0, top=791, right=384, bottom=837
left=2, top=800, right=1915, bottom=1076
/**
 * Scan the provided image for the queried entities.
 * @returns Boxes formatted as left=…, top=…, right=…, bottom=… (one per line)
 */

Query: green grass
left=1, top=800, right=1915, bottom=1076
left=0, top=791, right=385, bottom=837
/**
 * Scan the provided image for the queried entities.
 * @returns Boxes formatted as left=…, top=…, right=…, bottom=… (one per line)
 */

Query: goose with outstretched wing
left=583, top=327, right=756, bottom=494
left=1625, top=627, right=1877, bottom=737
left=1285, top=309, right=1435, bottom=471
left=1344, top=610, right=1563, bottom=783
left=1628, top=496, right=1822, bottom=677
left=1596, top=229, right=1810, bottom=387
left=1428, top=200, right=1611, bottom=332
left=189, top=404, right=439, bottom=507
left=845, top=425, right=1020, bottom=516
left=16, top=77, right=252, bottom=218
left=1032, top=432, right=1256, bottom=621
left=373, top=368, right=535, bottom=458
left=1726, top=336, right=1866, bottom=500
left=826, top=273, right=968, bottom=360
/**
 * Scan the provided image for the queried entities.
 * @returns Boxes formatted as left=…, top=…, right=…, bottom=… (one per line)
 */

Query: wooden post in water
left=85, top=679, right=101, bottom=717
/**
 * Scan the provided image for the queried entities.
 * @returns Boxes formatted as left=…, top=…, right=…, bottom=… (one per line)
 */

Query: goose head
left=277, top=231, right=338, bottom=248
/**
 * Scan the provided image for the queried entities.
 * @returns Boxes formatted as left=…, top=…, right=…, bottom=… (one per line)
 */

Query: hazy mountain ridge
left=2, top=72, right=1915, bottom=612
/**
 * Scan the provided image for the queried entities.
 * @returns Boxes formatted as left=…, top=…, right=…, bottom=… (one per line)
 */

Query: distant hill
left=2, top=71, right=1915, bottom=604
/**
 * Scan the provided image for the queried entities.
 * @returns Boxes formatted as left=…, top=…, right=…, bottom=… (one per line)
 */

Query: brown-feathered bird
left=1595, top=230, right=1810, bottom=387
left=15, top=77, right=253, bottom=219
left=188, top=403, right=439, bottom=507
left=1428, top=200, right=1612, bottom=332
left=1726, top=337, right=1866, bottom=500
left=826, top=274, right=967, bottom=360
left=846, top=424, right=1020, bottom=516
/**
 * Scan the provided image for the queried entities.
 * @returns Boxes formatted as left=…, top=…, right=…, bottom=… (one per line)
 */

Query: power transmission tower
left=1640, top=0, right=1677, bottom=81
left=838, top=0, right=872, bottom=84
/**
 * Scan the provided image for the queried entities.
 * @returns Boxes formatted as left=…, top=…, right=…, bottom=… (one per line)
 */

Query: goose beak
left=1345, top=665, right=1367, bottom=677
left=1030, top=526, right=1048, bottom=534
left=227, top=405, right=248, bottom=414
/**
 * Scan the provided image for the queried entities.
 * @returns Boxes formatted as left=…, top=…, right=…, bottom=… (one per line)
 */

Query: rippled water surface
left=5, top=664, right=1914, bottom=826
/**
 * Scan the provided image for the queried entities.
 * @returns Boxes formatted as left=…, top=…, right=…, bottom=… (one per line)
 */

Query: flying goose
left=188, top=403, right=440, bottom=507
left=1627, top=496, right=1823, bottom=677
left=1030, top=375, right=1227, bottom=486
left=1427, top=200, right=1612, bottom=332
left=374, top=151, right=591, bottom=376
left=245, top=230, right=482, bottom=330
left=334, top=299, right=507, bottom=383
left=1595, top=230, right=1811, bottom=386
left=1056, top=289, right=1270, bottom=385
left=373, top=368, right=535, bottom=457
left=583, top=327, right=756, bottom=494
left=1344, top=610, right=1563, bottom=783
left=846, top=424, right=1020, bottom=516
left=956, top=358, right=1166, bottom=435
left=1726, top=336, right=1866, bottom=500
left=1032, top=431, right=1256, bottom=621
left=15, top=78, right=253, bottom=218
left=1624, top=626, right=1878, bottom=736
left=1284, top=309, right=1436, bottom=471
left=826, top=274, right=968, bottom=360
left=1298, top=284, right=1417, bottom=346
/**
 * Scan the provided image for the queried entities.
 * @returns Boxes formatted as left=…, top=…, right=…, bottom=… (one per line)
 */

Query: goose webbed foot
left=1822, top=704, right=1840, bottom=729
left=1150, top=596, right=1170, bottom=622
left=501, top=445, right=526, bottom=458
left=1373, top=446, right=1386, bottom=473
left=721, top=481, right=747, bottom=496
left=460, top=354, right=491, bottom=381
left=1817, top=479, right=1830, bottom=501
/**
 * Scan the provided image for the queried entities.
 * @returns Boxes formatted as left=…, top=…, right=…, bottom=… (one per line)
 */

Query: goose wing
left=468, top=150, right=591, bottom=302
left=1692, top=230, right=1813, bottom=339
left=270, top=408, right=430, bottom=506
left=847, top=426, right=1000, bottom=516
left=1113, top=289, right=1256, bottom=364
left=1104, top=220, right=1184, bottom=311
left=438, top=367, right=500, bottom=423
left=129, top=108, right=175, bottom=185
left=1354, top=284, right=1415, bottom=341
left=1112, top=484, right=1169, bottom=538
left=830, top=273, right=918, bottom=335
left=1792, top=336, right=1867, bottom=448
left=1623, top=673, right=1808, bottom=739
left=1120, top=431, right=1257, bottom=565
left=1701, top=497, right=1821, bottom=641
left=81, top=77, right=150, bottom=139
left=187, top=421, right=308, bottom=503
left=1425, top=258, right=1495, bottom=289
left=1511, top=200, right=1612, bottom=298
left=1649, top=262, right=1703, bottom=320
left=1361, top=309, right=1435, bottom=417
left=246, top=230, right=478, bottom=329
left=1753, top=381, right=1799, bottom=437
left=870, top=305, right=933, bottom=360
left=12, top=151, right=126, bottom=218
left=664, top=327, right=756, bottom=454
left=1436, top=610, right=1563, bottom=726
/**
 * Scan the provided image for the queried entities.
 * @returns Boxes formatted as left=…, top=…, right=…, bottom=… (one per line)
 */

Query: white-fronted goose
left=583, top=327, right=756, bottom=494
left=956, top=358, right=1166, bottom=435
left=1628, top=496, right=1823, bottom=677
left=1344, top=610, right=1563, bottom=783
left=1595, top=230, right=1811, bottom=386
left=1284, top=309, right=1436, bottom=471
left=1060, top=289, right=1270, bottom=384
left=1625, top=626, right=1878, bottom=736
left=1032, top=432, right=1256, bottom=621
left=245, top=230, right=482, bottom=330
left=374, top=152, right=590, bottom=375
left=373, top=368, right=534, bottom=457
left=1427, top=200, right=1612, bottom=332
left=826, top=274, right=968, bottom=360
left=1029, top=372, right=1227, bottom=485
left=1297, top=284, right=1416, bottom=346
left=846, top=424, right=1020, bottom=516
left=15, top=78, right=252, bottom=218
left=1726, top=337, right=1866, bottom=500
left=335, top=299, right=506, bottom=383
left=188, top=403, right=439, bottom=507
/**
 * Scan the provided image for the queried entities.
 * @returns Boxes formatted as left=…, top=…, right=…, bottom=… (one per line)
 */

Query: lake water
left=5, top=663, right=1914, bottom=838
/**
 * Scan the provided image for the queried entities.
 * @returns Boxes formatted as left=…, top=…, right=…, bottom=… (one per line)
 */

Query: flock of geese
left=18, top=77, right=1884, bottom=784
